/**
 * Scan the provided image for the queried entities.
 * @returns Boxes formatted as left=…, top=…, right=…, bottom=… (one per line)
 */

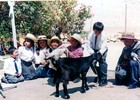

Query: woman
left=18, top=33, right=37, bottom=80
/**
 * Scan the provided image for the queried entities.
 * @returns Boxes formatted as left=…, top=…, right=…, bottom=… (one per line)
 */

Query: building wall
left=78, top=0, right=140, bottom=38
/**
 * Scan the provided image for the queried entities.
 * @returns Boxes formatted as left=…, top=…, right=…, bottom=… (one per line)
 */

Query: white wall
left=78, top=0, right=140, bottom=36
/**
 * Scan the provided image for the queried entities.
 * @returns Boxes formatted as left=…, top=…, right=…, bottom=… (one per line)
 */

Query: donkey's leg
left=55, top=82, right=60, bottom=97
left=63, top=81, right=70, bottom=99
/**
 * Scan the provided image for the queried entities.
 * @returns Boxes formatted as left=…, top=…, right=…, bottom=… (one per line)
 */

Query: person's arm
left=3, top=59, right=15, bottom=76
left=87, top=33, right=94, bottom=49
left=99, top=34, right=108, bottom=55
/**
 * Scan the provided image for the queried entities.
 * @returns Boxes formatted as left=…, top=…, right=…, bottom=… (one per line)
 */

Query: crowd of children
left=1, top=31, right=84, bottom=84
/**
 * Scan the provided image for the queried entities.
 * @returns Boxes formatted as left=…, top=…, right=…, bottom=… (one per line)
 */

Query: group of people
left=1, top=29, right=84, bottom=84
left=1, top=21, right=140, bottom=89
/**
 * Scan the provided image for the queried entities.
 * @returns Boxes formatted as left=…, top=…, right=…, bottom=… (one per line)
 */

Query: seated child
left=67, top=33, right=83, bottom=58
left=36, top=36, right=62, bottom=78
left=1, top=47, right=24, bottom=84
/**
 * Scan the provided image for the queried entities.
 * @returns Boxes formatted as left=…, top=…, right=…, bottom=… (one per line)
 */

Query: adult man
left=88, top=22, right=108, bottom=86
left=115, top=32, right=140, bottom=89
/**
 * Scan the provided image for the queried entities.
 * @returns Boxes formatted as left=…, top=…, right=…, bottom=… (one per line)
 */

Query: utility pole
left=124, top=4, right=127, bottom=32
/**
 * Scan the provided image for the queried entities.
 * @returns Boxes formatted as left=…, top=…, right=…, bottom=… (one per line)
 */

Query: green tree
left=0, top=2, right=11, bottom=38
left=0, top=0, right=91, bottom=38
left=46, top=0, right=91, bottom=34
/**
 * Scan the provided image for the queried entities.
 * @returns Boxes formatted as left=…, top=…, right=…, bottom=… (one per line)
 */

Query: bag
left=115, top=65, right=127, bottom=80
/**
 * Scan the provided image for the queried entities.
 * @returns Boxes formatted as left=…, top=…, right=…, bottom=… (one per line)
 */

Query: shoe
left=99, top=81, right=108, bottom=87
left=128, top=84, right=137, bottom=89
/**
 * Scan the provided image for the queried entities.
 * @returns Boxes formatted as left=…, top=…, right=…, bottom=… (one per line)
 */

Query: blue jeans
left=1, top=74, right=24, bottom=84
left=129, top=60, right=140, bottom=86
left=36, top=65, right=55, bottom=78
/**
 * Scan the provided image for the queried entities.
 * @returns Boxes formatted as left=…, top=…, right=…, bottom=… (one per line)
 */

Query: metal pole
left=8, top=0, right=17, bottom=48
left=12, top=9, right=17, bottom=48
left=125, top=4, right=127, bottom=32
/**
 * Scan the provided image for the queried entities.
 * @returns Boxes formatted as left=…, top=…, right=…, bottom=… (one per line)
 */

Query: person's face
left=24, top=39, right=32, bottom=48
left=69, top=38, right=79, bottom=47
left=122, top=39, right=134, bottom=46
left=50, top=40, right=59, bottom=49
left=11, top=50, right=19, bottom=59
left=38, top=40, right=47, bottom=49
left=94, top=30, right=101, bottom=36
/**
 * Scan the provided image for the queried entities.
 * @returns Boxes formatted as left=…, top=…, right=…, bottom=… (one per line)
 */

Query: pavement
left=0, top=42, right=140, bottom=100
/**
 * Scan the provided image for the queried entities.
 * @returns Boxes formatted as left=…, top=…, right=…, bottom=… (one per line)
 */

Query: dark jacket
left=118, top=41, right=140, bottom=66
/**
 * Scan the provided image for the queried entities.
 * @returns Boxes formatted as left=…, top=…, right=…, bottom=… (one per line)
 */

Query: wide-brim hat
left=118, top=32, right=136, bottom=40
left=69, top=33, right=82, bottom=45
left=25, top=33, right=36, bottom=42
left=48, top=36, right=62, bottom=46
left=37, top=35, right=47, bottom=41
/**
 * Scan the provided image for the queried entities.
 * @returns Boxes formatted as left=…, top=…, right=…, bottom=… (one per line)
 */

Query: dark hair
left=8, top=47, right=17, bottom=54
left=93, top=22, right=104, bottom=31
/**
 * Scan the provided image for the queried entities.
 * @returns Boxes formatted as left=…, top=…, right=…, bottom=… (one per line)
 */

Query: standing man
left=88, top=22, right=108, bottom=86
left=115, top=32, right=140, bottom=89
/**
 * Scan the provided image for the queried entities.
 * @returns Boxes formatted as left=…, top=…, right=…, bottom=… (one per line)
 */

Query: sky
left=77, top=0, right=140, bottom=35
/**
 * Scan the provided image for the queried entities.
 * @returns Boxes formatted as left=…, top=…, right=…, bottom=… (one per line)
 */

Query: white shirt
left=34, top=48, right=47, bottom=64
left=88, top=32, right=108, bottom=54
left=18, top=46, right=35, bottom=62
left=3, top=57, right=22, bottom=76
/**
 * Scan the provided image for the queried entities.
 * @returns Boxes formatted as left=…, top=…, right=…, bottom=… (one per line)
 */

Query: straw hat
left=38, top=35, right=47, bottom=41
left=48, top=36, right=62, bottom=46
left=25, top=33, right=36, bottom=42
left=70, top=33, right=82, bottom=45
left=119, top=32, right=136, bottom=40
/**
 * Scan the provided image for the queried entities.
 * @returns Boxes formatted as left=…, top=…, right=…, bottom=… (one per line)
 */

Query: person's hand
left=14, top=73, right=21, bottom=77
left=95, top=52, right=102, bottom=61
left=40, top=60, right=48, bottom=65
left=121, top=60, right=128, bottom=66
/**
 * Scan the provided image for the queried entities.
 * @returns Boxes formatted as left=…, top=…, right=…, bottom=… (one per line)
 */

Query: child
left=18, top=33, right=37, bottom=80
left=88, top=22, right=108, bottom=86
left=34, top=35, right=50, bottom=78
left=34, top=35, right=49, bottom=68
left=47, top=35, right=62, bottom=52
left=67, top=33, right=84, bottom=83
left=36, top=36, right=62, bottom=78
left=1, top=47, right=24, bottom=84
left=67, top=33, right=83, bottom=58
